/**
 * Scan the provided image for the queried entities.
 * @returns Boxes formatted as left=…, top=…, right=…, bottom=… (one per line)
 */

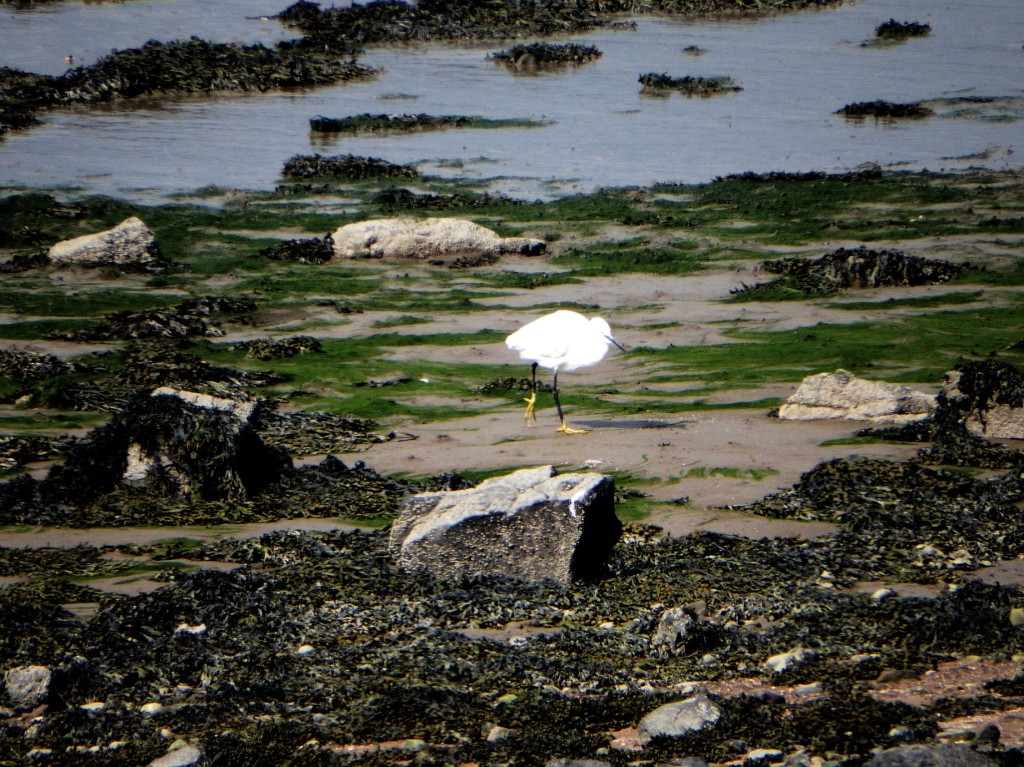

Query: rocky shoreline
left=1, top=16, right=1023, bottom=755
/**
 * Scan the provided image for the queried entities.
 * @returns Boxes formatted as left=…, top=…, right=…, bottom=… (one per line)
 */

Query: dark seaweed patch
left=875, top=19, right=932, bottom=40
left=839, top=100, right=933, bottom=119
left=639, top=72, right=742, bottom=96
left=370, top=186, right=525, bottom=211
left=281, top=153, right=420, bottom=181
left=257, top=234, right=334, bottom=264
left=233, top=336, right=324, bottom=361
left=490, top=42, right=602, bottom=68
left=733, top=245, right=968, bottom=298
left=48, top=296, right=256, bottom=343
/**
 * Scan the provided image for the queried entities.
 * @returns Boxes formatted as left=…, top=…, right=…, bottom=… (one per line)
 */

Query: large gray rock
left=778, top=369, right=935, bottom=423
left=389, top=465, right=621, bottom=584
left=637, top=694, right=721, bottom=745
left=4, top=665, right=51, bottom=709
left=48, top=216, right=163, bottom=269
left=864, top=745, right=998, bottom=767
left=332, top=217, right=545, bottom=262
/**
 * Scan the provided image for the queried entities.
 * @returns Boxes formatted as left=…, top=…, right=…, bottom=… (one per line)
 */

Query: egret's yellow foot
left=522, top=391, right=537, bottom=426
left=557, top=421, right=588, bottom=435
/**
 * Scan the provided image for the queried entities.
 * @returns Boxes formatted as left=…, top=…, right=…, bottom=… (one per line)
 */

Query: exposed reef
left=639, top=72, right=742, bottom=96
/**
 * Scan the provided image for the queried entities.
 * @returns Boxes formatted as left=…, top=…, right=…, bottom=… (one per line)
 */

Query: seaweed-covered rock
left=371, top=186, right=525, bottom=211
left=389, top=465, right=621, bottom=583
left=942, top=360, right=1024, bottom=439
left=746, top=245, right=968, bottom=296
left=34, top=391, right=289, bottom=510
left=332, top=217, right=545, bottom=262
left=874, top=19, right=932, bottom=40
left=55, top=38, right=375, bottom=103
left=233, top=335, right=324, bottom=360
left=838, top=100, right=932, bottom=119
left=53, top=296, right=255, bottom=342
left=117, top=391, right=286, bottom=500
left=281, top=153, right=419, bottom=181
left=639, top=72, right=741, bottom=96
left=47, top=216, right=164, bottom=270
left=253, top=410, right=394, bottom=456
left=778, top=369, right=935, bottom=423
left=490, top=42, right=602, bottom=69
left=258, top=234, right=334, bottom=264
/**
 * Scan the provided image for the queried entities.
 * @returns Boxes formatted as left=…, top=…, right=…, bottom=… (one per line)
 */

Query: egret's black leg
left=553, top=370, right=587, bottom=434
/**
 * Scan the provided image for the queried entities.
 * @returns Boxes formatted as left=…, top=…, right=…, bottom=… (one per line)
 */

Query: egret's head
left=591, top=317, right=625, bottom=351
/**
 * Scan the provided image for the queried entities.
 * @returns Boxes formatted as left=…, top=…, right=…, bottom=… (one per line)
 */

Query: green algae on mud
left=2, top=166, right=1024, bottom=764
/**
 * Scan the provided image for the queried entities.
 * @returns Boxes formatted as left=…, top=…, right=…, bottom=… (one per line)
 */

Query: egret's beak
left=607, top=336, right=626, bottom=352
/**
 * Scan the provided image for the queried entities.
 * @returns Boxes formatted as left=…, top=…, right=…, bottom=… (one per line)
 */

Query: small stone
left=5, top=665, right=52, bottom=710
left=174, top=623, right=207, bottom=636
left=764, top=647, right=813, bottom=674
left=973, top=724, right=1000, bottom=750
left=140, top=702, right=166, bottom=716
left=26, top=749, right=53, bottom=760
left=637, top=694, right=721, bottom=744
left=872, top=588, right=897, bottom=602
left=147, top=741, right=204, bottom=767
left=1009, top=607, right=1024, bottom=627
left=399, top=739, right=428, bottom=753
left=876, top=668, right=920, bottom=683
left=793, top=683, right=822, bottom=696
left=485, top=724, right=516, bottom=743
left=296, top=644, right=314, bottom=655
left=79, top=702, right=105, bottom=712
left=937, top=729, right=976, bottom=743
left=747, top=748, right=784, bottom=762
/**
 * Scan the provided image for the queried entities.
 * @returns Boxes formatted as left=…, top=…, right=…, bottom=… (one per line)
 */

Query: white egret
left=505, top=309, right=624, bottom=434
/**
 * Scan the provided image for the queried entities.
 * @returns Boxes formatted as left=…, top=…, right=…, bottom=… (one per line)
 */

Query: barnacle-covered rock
left=332, top=217, right=545, bottom=262
left=638, top=693, right=721, bottom=744
left=4, top=664, right=52, bottom=710
left=389, top=465, right=621, bottom=583
left=778, top=369, right=935, bottom=423
left=47, top=216, right=165, bottom=270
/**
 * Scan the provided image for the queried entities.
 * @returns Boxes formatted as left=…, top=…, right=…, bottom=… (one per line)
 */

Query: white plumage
left=505, top=310, right=623, bottom=434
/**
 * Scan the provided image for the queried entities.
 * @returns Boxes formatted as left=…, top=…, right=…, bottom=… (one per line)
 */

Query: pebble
left=764, top=647, right=812, bottom=674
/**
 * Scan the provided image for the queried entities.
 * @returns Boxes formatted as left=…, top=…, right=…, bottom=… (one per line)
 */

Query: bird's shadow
left=571, top=418, right=689, bottom=430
